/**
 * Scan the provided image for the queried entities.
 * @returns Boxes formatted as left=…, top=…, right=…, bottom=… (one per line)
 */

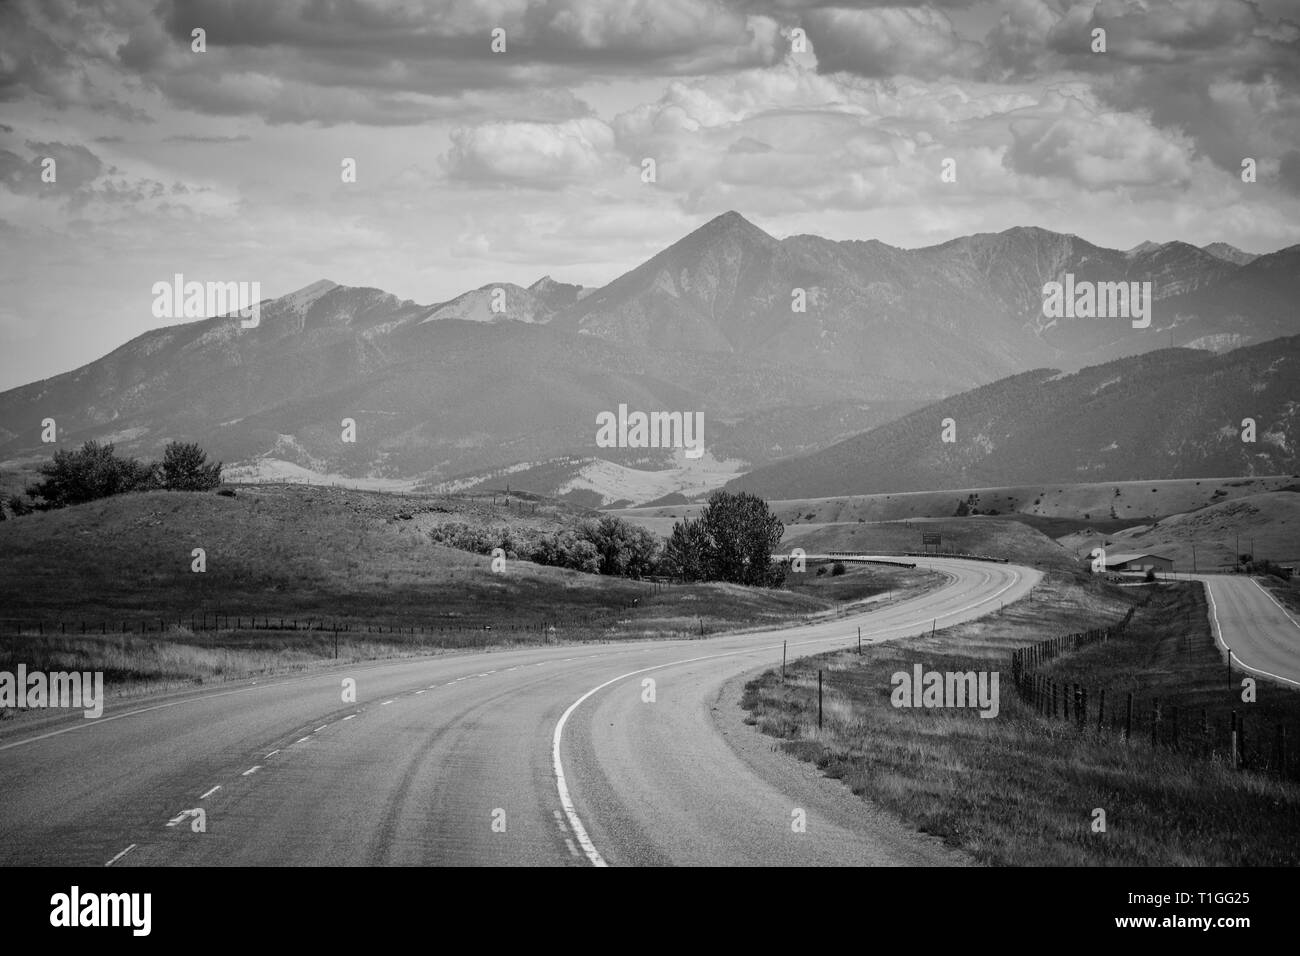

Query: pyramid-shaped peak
left=673, top=210, right=776, bottom=251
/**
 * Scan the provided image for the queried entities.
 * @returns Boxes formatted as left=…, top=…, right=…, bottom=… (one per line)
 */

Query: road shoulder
left=711, top=667, right=975, bottom=866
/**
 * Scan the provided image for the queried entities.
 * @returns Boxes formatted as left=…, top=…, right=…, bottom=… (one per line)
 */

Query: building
left=1103, top=552, right=1174, bottom=573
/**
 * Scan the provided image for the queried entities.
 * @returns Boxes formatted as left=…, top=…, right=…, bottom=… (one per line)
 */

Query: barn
left=1104, top=552, right=1174, bottom=573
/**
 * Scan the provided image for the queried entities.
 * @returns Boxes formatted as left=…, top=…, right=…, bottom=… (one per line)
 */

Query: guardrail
left=823, top=549, right=1010, bottom=564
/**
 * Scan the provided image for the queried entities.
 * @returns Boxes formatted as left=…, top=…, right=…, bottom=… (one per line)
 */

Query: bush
left=216, top=487, right=236, bottom=498
left=160, top=441, right=222, bottom=491
left=26, top=441, right=154, bottom=509
left=831, top=561, right=846, bottom=576
left=1144, top=568, right=1157, bottom=582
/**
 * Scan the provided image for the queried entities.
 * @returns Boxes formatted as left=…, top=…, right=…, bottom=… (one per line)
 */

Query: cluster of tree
left=659, top=491, right=786, bottom=587
left=428, top=514, right=659, bottom=578
left=1, top=440, right=222, bottom=517
left=1242, top=556, right=1293, bottom=581
left=427, top=491, right=786, bottom=588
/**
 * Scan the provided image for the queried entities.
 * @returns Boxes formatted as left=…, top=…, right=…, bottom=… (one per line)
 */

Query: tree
left=160, top=441, right=222, bottom=491
left=580, top=515, right=660, bottom=578
left=27, top=441, right=154, bottom=509
left=954, top=499, right=970, bottom=517
left=662, top=491, right=786, bottom=587
left=660, top=517, right=710, bottom=582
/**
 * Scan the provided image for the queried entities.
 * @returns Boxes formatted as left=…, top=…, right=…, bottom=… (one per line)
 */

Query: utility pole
left=1192, top=542, right=1197, bottom=574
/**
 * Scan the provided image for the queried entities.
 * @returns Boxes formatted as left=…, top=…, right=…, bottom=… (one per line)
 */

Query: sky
left=2, top=0, right=1299, bottom=391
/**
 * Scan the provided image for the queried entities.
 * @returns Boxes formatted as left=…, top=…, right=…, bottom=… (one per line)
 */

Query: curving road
left=1192, top=574, right=1300, bottom=688
left=0, top=557, right=1037, bottom=867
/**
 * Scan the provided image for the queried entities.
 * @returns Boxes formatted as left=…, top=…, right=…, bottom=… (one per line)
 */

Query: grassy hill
left=1058, top=490, right=1300, bottom=569
left=614, top=476, right=1293, bottom=550
left=0, top=483, right=936, bottom=700
left=780, top=517, right=1076, bottom=568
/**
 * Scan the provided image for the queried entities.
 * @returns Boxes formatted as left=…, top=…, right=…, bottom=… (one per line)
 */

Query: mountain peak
left=1202, top=242, right=1258, bottom=266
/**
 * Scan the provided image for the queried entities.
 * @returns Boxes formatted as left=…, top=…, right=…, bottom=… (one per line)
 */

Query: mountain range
left=1, top=212, right=1296, bottom=505
left=727, top=336, right=1300, bottom=500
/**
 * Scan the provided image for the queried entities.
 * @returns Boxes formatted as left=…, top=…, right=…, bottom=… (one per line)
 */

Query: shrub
left=160, top=441, right=222, bottom=491
left=26, top=441, right=154, bottom=509
left=831, top=561, right=846, bottom=576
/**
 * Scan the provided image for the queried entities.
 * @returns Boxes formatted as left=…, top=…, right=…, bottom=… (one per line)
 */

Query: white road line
left=242, top=765, right=261, bottom=776
left=265, top=749, right=281, bottom=757
left=1203, top=579, right=1300, bottom=688
left=165, top=811, right=190, bottom=827
left=415, top=690, right=425, bottom=695
left=552, top=561, right=1029, bottom=866
left=342, top=714, right=356, bottom=721
left=200, top=785, right=221, bottom=799
left=0, top=670, right=354, bottom=752
left=105, top=844, right=137, bottom=867
left=296, top=737, right=311, bottom=744
left=315, top=725, right=328, bottom=732
left=564, top=838, right=579, bottom=857
left=381, top=700, right=394, bottom=705
left=1252, top=578, right=1300, bottom=630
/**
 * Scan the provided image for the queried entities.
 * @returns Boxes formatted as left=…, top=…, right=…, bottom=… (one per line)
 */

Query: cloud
left=1280, top=150, right=1300, bottom=195
left=802, top=6, right=983, bottom=79
left=443, top=117, right=621, bottom=187
left=1005, top=92, right=1195, bottom=188
left=0, top=140, right=104, bottom=195
left=163, top=133, right=252, bottom=143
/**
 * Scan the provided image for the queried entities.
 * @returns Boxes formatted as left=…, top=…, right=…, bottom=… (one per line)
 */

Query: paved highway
left=1192, top=574, right=1300, bottom=688
left=0, top=557, right=1037, bottom=867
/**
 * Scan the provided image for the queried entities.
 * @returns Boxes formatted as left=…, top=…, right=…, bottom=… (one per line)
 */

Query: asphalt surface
left=0, top=557, right=1037, bottom=867
left=1192, top=574, right=1300, bottom=688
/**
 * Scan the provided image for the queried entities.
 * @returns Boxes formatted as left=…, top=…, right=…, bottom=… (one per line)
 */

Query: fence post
left=1096, top=689, right=1104, bottom=734
left=1240, top=715, right=1248, bottom=770
left=1230, top=710, right=1239, bottom=769
left=818, top=670, right=823, bottom=730
left=782, top=641, right=787, bottom=680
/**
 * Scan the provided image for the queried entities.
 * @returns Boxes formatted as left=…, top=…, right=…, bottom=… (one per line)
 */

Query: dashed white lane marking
left=315, top=725, right=328, bottom=732
left=296, top=737, right=311, bottom=744
left=242, top=765, right=261, bottom=776
left=552, top=561, right=1031, bottom=867
left=166, top=811, right=190, bottom=827
left=105, top=844, right=137, bottom=867
left=265, top=749, right=281, bottom=757
left=415, top=690, right=425, bottom=695
left=342, top=714, right=356, bottom=721
left=200, top=785, right=221, bottom=799
left=564, top=838, right=579, bottom=857
left=381, top=700, right=394, bottom=706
